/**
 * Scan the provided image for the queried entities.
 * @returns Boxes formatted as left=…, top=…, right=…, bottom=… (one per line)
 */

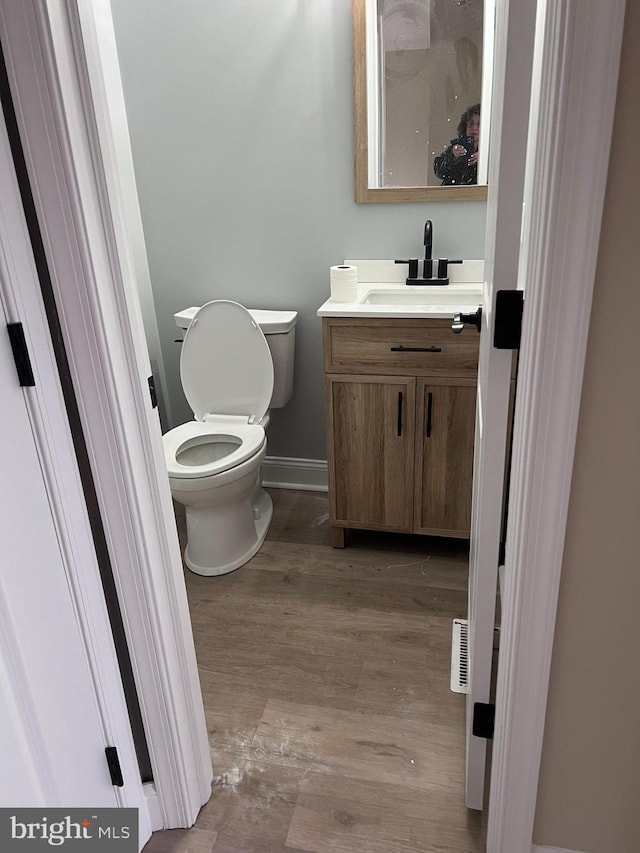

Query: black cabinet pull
left=425, top=391, right=433, bottom=437
left=390, top=345, right=442, bottom=353
left=397, top=391, right=403, bottom=436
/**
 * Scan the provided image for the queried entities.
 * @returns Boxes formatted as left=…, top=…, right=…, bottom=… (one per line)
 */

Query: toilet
left=164, top=300, right=297, bottom=576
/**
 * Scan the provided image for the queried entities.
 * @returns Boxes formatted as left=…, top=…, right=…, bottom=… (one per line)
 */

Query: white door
left=464, top=0, right=538, bottom=810
left=0, top=301, right=123, bottom=806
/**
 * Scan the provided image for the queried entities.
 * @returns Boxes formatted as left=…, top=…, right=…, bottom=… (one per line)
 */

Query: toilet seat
left=163, top=300, right=274, bottom=481
left=164, top=420, right=265, bottom=479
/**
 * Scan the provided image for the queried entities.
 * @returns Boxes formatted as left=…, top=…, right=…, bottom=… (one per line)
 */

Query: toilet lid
left=180, top=300, right=274, bottom=422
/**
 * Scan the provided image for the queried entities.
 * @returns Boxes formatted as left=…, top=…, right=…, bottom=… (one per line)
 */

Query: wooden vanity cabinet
left=322, top=317, right=480, bottom=545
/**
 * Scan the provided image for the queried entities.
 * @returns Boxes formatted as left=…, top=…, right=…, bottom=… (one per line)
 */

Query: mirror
left=353, top=0, right=490, bottom=202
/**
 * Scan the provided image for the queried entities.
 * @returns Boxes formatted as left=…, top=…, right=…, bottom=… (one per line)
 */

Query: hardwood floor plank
left=197, top=630, right=461, bottom=732
left=251, top=540, right=470, bottom=591
left=251, top=699, right=465, bottom=794
left=265, top=490, right=331, bottom=546
left=286, top=774, right=484, bottom=853
left=189, top=564, right=467, bottom=621
left=354, top=658, right=465, bottom=727
left=189, top=599, right=454, bottom=667
left=198, top=649, right=363, bottom=771
left=208, top=762, right=306, bottom=852
left=198, top=644, right=362, bottom=708
left=142, top=827, right=218, bottom=853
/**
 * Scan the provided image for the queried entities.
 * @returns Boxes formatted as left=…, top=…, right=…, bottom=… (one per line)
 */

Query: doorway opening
left=153, top=490, right=488, bottom=852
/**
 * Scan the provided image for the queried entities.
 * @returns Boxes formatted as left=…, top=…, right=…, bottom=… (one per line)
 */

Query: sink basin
left=360, top=288, right=481, bottom=306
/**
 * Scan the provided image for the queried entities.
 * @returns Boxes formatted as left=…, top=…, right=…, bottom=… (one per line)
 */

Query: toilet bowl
left=163, top=300, right=276, bottom=576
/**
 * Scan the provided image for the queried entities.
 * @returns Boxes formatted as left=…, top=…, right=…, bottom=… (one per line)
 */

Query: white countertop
left=317, top=259, right=484, bottom=319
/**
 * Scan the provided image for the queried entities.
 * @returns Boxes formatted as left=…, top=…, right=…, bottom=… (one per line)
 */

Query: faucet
left=394, top=219, right=463, bottom=285
left=423, top=220, right=433, bottom=278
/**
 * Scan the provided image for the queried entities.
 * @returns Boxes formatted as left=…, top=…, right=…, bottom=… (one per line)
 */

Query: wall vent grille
left=451, top=618, right=469, bottom=694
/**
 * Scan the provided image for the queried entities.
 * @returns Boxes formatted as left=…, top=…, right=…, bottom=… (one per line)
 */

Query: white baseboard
left=262, top=456, right=328, bottom=492
left=532, top=845, right=588, bottom=853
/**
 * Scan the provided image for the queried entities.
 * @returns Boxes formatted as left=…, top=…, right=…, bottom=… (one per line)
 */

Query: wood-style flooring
left=143, top=489, right=485, bottom=853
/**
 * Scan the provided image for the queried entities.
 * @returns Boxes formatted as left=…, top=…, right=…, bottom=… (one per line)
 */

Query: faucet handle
left=437, top=258, right=463, bottom=279
left=395, top=258, right=419, bottom=279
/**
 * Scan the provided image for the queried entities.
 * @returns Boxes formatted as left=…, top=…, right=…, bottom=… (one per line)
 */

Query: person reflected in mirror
left=433, top=104, right=480, bottom=185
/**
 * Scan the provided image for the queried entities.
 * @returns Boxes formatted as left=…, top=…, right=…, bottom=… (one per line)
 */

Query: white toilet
left=164, top=300, right=297, bottom=576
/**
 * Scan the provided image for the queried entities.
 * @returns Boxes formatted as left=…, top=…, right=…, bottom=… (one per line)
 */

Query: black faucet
left=423, top=220, right=433, bottom=279
left=395, top=219, right=463, bottom=285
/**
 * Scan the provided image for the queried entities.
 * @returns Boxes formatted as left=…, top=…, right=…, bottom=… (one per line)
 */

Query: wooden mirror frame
left=352, top=0, right=488, bottom=203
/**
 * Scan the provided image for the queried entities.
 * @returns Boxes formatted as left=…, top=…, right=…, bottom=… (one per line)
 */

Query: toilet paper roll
left=330, top=265, right=358, bottom=302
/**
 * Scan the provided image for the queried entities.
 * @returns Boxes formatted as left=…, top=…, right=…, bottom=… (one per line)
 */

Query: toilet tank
left=174, top=306, right=297, bottom=409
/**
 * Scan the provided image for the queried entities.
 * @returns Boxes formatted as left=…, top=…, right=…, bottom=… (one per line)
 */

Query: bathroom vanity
left=318, top=261, right=483, bottom=547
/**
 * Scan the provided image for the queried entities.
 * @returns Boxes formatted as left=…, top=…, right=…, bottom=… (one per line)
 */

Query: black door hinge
left=148, top=375, right=158, bottom=408
left=493, top=290, right=524, bottom=349
left=105, top=746, right=124, bottom=787
left=7, top=323, right=35, bottom=386
left=473, top=702, right=495, bottom=739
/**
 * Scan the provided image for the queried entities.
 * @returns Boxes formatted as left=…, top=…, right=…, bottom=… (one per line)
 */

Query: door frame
left=486, top=0, right=626, bottom=849
left=0, top=0, right=212, bottom=831
left=0, top=0, right=626, bottom=850
left=0, top=38, right=150, bottom=838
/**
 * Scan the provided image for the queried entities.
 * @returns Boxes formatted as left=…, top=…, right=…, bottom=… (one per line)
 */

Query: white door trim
left=0, top=0, right=211, bottom=829
left=486, top=0, right=626, bottom=850
left=0, top=46, right=149, bottom=836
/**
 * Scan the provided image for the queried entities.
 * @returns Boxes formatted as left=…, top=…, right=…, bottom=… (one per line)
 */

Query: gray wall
left=533, top=2, right=640, bottom=850
left=109, top=0, right=486, bottom=460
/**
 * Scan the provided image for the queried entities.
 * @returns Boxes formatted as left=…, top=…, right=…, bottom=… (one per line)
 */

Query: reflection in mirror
left=353, top=0, right=491, bottom=202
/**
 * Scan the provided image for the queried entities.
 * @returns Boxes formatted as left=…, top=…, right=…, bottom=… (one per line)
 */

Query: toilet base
left=184, top=488, right=273, bottom=576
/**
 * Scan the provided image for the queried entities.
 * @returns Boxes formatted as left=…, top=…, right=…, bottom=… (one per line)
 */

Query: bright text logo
left=0, top=809, right=137, bottom=851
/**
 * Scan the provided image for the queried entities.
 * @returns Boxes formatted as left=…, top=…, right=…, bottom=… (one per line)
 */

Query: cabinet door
left=414, top=377, right=477, bottom=537
left=325, top=375, right=415, bottom=532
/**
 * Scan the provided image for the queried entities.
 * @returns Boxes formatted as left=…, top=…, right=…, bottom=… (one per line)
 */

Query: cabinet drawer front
left=323, top=318, right=479, bottom=377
